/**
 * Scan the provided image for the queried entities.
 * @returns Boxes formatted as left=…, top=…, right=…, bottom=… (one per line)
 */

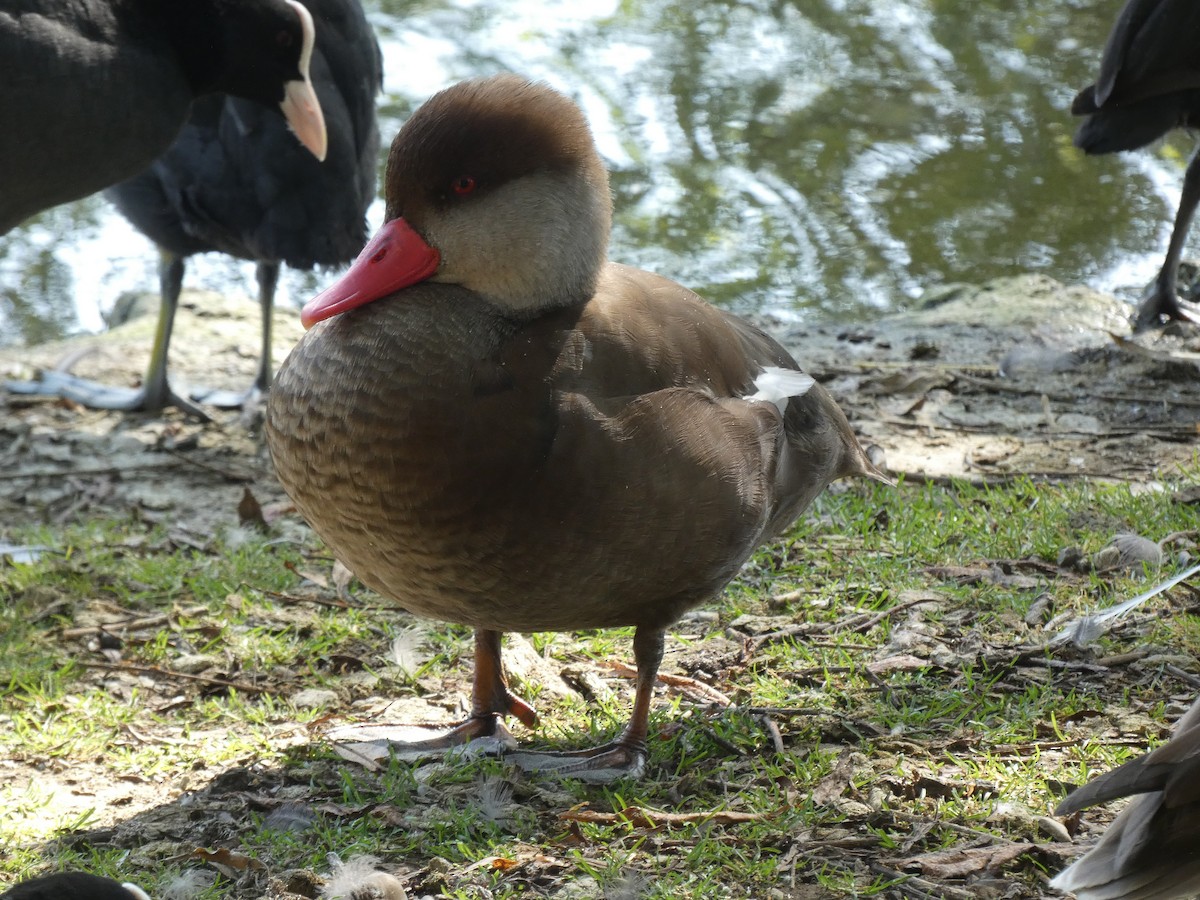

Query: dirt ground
left=3, top=275, right=1198, bottom=540
left=1, top=275, right=1198, bottom=898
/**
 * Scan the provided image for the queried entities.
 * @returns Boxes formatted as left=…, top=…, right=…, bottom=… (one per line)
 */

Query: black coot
left=0, top=0, right=326, bottom=234
left=1073, top=0, right=1200, bottom=329
left=9, top=0, right=381, bottom=415
left=0, top=873, right=149, bottom=900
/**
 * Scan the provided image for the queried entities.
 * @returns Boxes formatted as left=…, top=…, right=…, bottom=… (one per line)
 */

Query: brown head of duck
left=265, top=73, right=889, bottom=780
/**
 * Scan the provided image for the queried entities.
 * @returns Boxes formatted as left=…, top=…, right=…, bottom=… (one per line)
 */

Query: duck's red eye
left=452, top=176, right=476, bottom=196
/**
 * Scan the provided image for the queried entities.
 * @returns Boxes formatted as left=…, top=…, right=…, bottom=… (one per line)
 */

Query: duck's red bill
left=301, top=218, right=441, bottom=328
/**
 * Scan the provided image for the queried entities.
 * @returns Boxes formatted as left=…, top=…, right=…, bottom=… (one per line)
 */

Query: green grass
left=1, top=474, right=1198, bottom=897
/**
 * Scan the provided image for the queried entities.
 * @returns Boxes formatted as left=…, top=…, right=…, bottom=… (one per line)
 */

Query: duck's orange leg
left=460, top=627, right=538, bottom=735
left=508, top=626, right=664, bottom=781
left=359, top=628, right=537, bottom=754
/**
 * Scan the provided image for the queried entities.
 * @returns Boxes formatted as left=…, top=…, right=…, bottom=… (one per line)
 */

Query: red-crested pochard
left=265, top=74, right=888, bottom=779
left=1052, top=696, right=1200, bottom=899
left=1072, top=0, right=1200, bottom=329
left=5, top=0, right=381, bottom=417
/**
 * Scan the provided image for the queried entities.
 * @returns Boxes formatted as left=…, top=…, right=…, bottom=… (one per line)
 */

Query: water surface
left=1, top=0, right=1190, bottom=346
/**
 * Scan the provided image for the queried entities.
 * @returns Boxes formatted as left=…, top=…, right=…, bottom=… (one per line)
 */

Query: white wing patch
left=744, top=367, right=816, bottom=414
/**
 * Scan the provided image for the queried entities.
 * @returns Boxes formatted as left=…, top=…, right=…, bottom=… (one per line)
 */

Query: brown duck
left=265, top=74, right=888, bottom=778
left=1052, top=696, right=1200, bottom=899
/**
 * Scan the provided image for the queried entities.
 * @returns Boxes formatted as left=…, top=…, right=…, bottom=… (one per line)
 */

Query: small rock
left=553, top=876, right=599, bottom=899
left=292, top=688, right=340, bottom=710
left=1057, top=546, right=1089, bottom=571
left=173, top=653, right=219, bottom=674
left=1037, top=815, right=1071, bottom=842
left=1094, top=533, right=1163, bottom=570
left=1024, top=592, right=1052, bottom=627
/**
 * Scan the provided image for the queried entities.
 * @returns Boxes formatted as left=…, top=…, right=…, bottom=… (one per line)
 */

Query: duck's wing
left=1053, top=698, right=1200, bottom=900
left=1058, top=698, right=1200, bottom=816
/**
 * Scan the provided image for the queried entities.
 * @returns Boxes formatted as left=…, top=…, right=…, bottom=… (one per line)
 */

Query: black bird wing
left=1092, top=0, right=1200, bottom=108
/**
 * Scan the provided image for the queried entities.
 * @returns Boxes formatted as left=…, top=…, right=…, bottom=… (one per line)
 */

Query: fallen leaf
left=328, top=741, right=386, bottom=771
left=191, top=847, right=265, bottom=877
left=923, top=564, right=1041, bottom=589
left=294, top=567, right=330, bottom=589
left=237, top=487, right=268, bottom=532
left=811, top=750, right=867, bottom=806
left=370, top=805, right=410, bottom=828
left=605, top=662, right=731, bottom=707
left=895, top=842, right=1035, bottom=879
left=866, top=654, right=930, bottom=675
left=868, top=369, right=953, bottom=396
left=313, top=801, right=373, bottom=819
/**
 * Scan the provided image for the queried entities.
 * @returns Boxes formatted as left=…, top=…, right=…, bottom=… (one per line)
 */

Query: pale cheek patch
left=744, top=366, right=815, bottom=414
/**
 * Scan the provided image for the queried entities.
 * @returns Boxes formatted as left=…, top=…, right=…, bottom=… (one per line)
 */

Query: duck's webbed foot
left=506, top=737, right=647, bottom=783
left=328, top=628, right=537, bottom=765
left=391, top=670, right=537, bottom=752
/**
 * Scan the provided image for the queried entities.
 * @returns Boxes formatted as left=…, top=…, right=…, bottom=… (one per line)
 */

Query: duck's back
left=267, top=264, right=872, bottom=633
left=0, top=0, right=192, bottom=232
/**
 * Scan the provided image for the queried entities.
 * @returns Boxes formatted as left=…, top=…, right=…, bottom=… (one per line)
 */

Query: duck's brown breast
left=265, top=279, right=779, bottom=633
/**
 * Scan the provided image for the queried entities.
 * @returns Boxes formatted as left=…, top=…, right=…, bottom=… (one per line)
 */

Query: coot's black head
left=166, top=0, right=327, bottom=159
left=201, top=0, right=314, bottom=101
left=0, top=872, right=150, bottom=900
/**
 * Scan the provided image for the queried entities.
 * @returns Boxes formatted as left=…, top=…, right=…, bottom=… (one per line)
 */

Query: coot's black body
left=1072, top=0, right=1200, bottom=327
left=0, top=0, right=325, bottom=233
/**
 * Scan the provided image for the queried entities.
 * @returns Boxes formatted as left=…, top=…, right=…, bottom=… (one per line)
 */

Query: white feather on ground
left=322, top=857, right=407, bottom=900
